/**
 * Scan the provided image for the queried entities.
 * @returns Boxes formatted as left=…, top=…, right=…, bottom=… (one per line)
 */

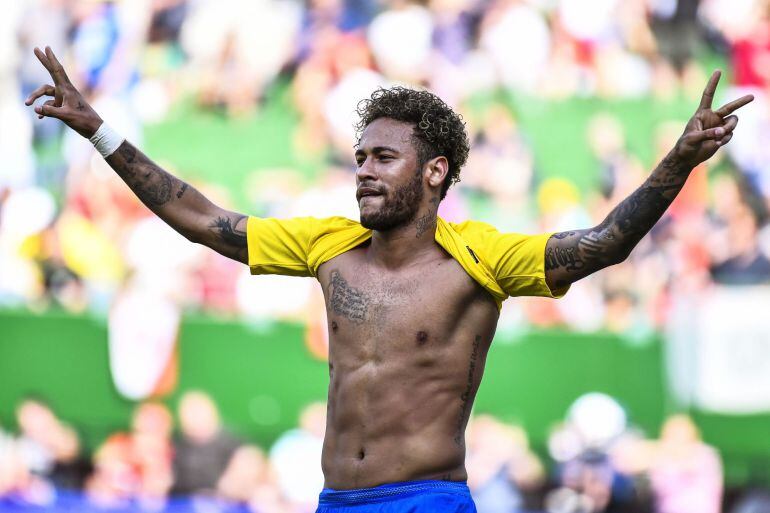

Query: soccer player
left=27, top=46, right=751, bottom=512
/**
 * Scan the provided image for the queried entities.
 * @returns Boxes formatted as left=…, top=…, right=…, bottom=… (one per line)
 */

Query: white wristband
left=89, top=122, right=125, bottom=158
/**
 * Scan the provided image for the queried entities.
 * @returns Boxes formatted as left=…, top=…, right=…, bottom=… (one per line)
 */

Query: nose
left=355, top=156, right=377, bottom=184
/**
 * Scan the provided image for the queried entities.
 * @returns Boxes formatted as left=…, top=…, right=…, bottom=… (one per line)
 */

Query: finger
left=717, top=133, right=733, bottom=146
left=715, top=94, right=754, bottom=117
left=25, top=84, right=55, bottom=105
left=35, top=101, right=67, bottom=120
left=34, top=47, right=52, bottom=69
left=698, top=70, right=721, bottom=111
left=34, top=47, right=55, bottom=78
left=45, top=46, right=72, bottom=85
left=722, top=115, right=738, bottom=134
left=36, top=99, right=57, bottom=119
left=686, top=126, right=726, bottom=143
left=37, top=99, right=55, bottom=119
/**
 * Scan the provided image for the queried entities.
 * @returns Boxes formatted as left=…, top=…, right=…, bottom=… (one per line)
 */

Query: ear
left=424, top=156, right=449, bottom=191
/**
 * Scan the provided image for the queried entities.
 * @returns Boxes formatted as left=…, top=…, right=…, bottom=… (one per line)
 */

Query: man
left=27, top=46, right=751, bottom=512
left=172, top=391, right=241, bottom=495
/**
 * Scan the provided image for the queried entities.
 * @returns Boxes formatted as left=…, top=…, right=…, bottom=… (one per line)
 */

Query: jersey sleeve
left=246, top=216, right=320, bottom=277
left=470, top=224, right=569, bottom=298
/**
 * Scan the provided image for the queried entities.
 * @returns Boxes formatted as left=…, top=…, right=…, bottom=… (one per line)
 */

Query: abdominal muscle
left=322, top=356, right=472, bottom=488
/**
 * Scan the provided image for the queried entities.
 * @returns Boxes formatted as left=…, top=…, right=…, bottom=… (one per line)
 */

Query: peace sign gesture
left=24, top=46, right=103, bottom=138
left=673, top=70, right=754, bottom=168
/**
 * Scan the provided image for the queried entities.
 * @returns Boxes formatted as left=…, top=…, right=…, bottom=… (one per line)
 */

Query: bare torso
left=317, top=240, right=499, bottom=489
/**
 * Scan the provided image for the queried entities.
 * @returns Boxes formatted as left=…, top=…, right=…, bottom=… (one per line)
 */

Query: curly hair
left=355, top=87, right=469, bottom=199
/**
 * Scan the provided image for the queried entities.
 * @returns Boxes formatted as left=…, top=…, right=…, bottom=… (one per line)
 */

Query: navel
left=331, top=320, right=338, bottom=332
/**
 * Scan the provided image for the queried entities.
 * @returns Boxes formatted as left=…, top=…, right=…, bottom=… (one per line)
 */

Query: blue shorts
left=316, top=480, right=477, bottom=512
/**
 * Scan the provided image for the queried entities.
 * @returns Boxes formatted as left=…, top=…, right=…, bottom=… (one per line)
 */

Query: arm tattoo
left=105, top=141, right=248, bottom=263
left=547, top=152, right=690, bottom=286
left=108, top=143, right=177, bottom=207
left=545, top=246, right=584, bottom=272
left=327, top=270, right=369, bottom=323
left=211, top=215, right=247, bottom=248
left=454, top=335, right=481, bottom=446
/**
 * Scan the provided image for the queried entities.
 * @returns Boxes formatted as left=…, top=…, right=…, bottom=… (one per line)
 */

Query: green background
left=2, top=308, right=769, bottom=485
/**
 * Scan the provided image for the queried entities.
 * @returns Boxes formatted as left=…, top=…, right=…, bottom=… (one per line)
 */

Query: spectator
left=15, top=396, right=90, bottom=491
left=85, top=402, right=173, bottom=507
left=710, top=199, right=770, bottom=285
left=466, top=415, right=545, bottom=513
left=0, top=423, right=28, bottom=499
left=269, top=402, right=326, bottom=510
left=217, top=444, right=288, bottom=511
left=172, top=391, right=241, bottom=495
left=649, top=414, right=723, bottom=513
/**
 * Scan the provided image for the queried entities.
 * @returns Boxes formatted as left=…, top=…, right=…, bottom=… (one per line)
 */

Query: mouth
left=357, top=187, right=384, bottom=201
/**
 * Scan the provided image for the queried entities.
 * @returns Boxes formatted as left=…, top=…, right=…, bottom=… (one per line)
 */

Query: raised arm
left=544, top=71, right=753, bottom=292
left=25, top=47, right=248, bottom=264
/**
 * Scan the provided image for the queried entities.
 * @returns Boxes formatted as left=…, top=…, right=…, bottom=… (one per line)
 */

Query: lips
left=357, top=187, right=383, bottom=201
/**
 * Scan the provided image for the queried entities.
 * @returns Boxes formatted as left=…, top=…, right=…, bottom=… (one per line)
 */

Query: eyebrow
left=354, top=145, right=400, bottom=156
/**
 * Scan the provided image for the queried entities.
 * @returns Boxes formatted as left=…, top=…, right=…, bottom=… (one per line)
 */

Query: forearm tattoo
left=107, top=142, right=183, bottom=207
left=548, top=153, right=690, bottom=288
left=106, top=141, right=247, bottom=261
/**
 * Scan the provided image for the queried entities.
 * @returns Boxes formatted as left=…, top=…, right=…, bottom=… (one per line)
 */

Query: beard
left=360, top=170, right=423, bottom=231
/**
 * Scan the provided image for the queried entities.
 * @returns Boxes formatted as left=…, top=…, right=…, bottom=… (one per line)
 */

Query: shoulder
left=445, top=219, right=499, bottom=237
left=306, top=216, right=366, bottom=241
left=442, top=218, right=503, bottom=249
left=315, top=216, right=363, bottom=231
left=248, top=215, right=363, bottom=237
left=442, top=218, right=551, bottom=263
left=444, top=218, right=548, bottom=245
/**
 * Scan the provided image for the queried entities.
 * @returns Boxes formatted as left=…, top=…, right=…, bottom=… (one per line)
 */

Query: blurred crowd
left=2, top=0, right=770, bottom=336
left=2, top=391, right=764, bottom=513
left=0, top=392, right=324, bottom=512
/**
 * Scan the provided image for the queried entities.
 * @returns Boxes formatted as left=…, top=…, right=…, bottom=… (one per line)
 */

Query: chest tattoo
left=328, top=270, right=369, bottom=323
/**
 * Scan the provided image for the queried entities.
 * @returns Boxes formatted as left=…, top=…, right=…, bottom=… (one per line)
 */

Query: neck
left=367, top=197, right=440, bottom=268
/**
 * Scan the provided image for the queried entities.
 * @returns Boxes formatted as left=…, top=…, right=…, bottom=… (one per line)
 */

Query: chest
left=317, top=250, right=498, bottom=356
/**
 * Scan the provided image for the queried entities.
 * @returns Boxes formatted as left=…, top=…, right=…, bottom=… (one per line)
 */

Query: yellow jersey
left=246, top=216, right=568, bottom=310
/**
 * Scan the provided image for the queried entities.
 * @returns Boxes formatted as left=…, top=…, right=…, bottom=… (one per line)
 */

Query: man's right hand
left=23, top=47, right=250, bottom=264
left=24, top=46, right=103, bottom=138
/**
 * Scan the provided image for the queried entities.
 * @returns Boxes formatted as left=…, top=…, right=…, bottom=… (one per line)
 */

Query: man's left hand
left=674, top=70, right=753, bottom=168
